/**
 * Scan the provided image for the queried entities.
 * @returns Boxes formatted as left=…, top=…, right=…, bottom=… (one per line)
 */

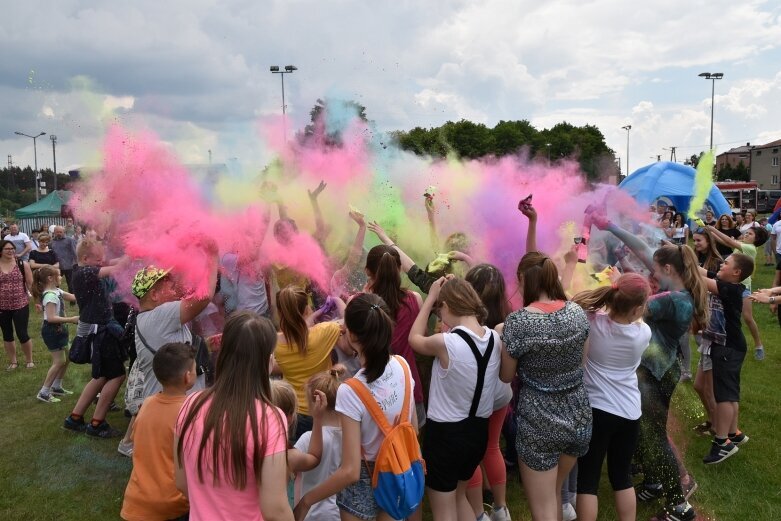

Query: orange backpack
left=345, top=355, right=426, bottom=519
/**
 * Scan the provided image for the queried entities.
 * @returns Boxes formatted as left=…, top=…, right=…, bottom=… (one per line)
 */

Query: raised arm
left=366, top=221, right=416, bottom=273
left=308, top=181, right=329, bottom=246
left=408, top=278, right=448, bottom=361
left=518, top=197, right=538, bottom=253
left=592, top=212, right=655, bottom=271
left=344, top=210, right=366, bottom=272
left=706, top=225, right=741, bottom=251
left=425, top=192, right=441, bottom=253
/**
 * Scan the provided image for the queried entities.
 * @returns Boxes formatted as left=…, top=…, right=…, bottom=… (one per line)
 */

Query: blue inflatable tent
left=618, top=161, right=732, bottom=218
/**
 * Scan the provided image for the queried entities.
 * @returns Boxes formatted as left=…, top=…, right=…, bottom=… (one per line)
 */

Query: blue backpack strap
left=451, top=328, right=494, bottom=418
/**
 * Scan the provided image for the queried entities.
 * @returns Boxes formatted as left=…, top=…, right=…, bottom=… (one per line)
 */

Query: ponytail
left=365, top=245, right=406, bottom=318
left=654, top=245, right=709, bottom=327
left=344, top=293, right=393, bottom=383
left=306, top=366, right=347, bottom=410
left=32, top=265, right=58, bottom=303
left=573, top=273, right=650, bottom=314
left=276, top=286, right=309, bottom=355
left=516, top=251, right=567, bottom=305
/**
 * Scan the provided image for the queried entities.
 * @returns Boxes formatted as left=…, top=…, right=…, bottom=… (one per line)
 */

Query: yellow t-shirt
left=275, top=321, right=341, bottom=415
left=121, top=393, right=189, bottom=521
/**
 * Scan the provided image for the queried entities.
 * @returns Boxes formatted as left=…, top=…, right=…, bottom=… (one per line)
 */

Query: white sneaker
left=562, top=502, right=577, bottom=521
left=477, top=513, right=490, bottom=521
left=491, top=505, right=511, bottom=521
left=117, top=440, right=134, bottom=457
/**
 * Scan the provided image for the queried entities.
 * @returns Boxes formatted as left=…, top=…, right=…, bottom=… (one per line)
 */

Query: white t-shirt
left=583, top=312, right=651, bottom=420
left=293, top=425, right=342, bottom=520
left=42, top=289, right=64, bottom=322
left=772, top=221, right=781, bottom=255
left=672, top=224, right=689, bottom=239
left=3, top=232, right=31, bottom=260
left=135, top=301, right=204, bottom=400
left=427, top=326, right=502, bottom=422
left=335, top=356, right=415, bottom=460
left=739, top=222, right=760, bottom=234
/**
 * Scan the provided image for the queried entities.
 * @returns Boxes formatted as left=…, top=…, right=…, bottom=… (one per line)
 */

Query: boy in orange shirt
left=121, top=342, right=196, bottom=520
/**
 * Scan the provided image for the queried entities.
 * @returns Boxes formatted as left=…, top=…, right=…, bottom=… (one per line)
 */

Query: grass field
left=1, top=264, right=779, bottom=521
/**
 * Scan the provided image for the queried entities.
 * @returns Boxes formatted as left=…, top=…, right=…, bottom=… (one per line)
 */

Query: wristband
left=771, top=296, right=776, bottom=304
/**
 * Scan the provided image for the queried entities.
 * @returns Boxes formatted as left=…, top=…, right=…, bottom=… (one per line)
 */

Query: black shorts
left=775, top=252, right=781, bottom=271
left=577, top=408, right=639, bottom=494
left=711, top=345, right=745, bottom=403
left=90, top=330, right=126, bottom=380
left=422, top=416, right=489, bottom=492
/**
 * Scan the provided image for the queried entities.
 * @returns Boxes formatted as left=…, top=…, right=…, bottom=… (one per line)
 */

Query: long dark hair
left=344, top=293, right=394, bottom=383
left=365, top=245, right=407, bottom=318
left=176, top=312, right=284, bottom=490
left=465, top=263, right=511, bottom=328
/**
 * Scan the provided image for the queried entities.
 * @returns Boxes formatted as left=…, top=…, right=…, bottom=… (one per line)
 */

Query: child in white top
left=409, top=277, right=501, bottom=521
left=269, top=379, right=325, bottom=509
left=32, top=265, right=79, bottom=403
left=294, top=368, right=346, bottom=520
left=572, top=273, right=652, bottom=521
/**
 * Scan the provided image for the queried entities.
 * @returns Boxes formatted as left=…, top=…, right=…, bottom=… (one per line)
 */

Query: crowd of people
left=1, top=191, right=779, bottom=521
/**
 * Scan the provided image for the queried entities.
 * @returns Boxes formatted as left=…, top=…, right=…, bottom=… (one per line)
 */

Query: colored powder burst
left=689, top=150, right=714, bottom=217
left=71, top=103, right=647, bottom=306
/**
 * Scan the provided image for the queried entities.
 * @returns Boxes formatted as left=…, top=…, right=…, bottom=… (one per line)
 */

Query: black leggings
left=577, top=408, right=639, bottom=494
left=636, top=364, right=685, bottom=505
left=0, top=305, right=31, bottom=343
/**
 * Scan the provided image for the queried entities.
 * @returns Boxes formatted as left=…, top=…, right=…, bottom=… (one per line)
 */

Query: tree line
left=0, top=167, right=72, bottom=218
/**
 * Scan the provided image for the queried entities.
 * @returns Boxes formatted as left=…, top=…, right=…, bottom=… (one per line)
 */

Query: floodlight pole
left=14, top=131, right=46, bottom=201
left=699, top=72, right=724, bottom=151
left=621, top=125, right=632, bottom=176
left=270, top=65, right=297, bottom=142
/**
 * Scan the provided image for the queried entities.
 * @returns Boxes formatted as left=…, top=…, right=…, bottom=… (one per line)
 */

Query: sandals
left=6, top=363, right=18, bottom=371
left=26, top=362, right=35, bottom=369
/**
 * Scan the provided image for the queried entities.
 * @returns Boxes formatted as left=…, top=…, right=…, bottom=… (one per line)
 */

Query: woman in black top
left=28, top=233, right=59, bottom=270
left=714, top=215, right=741, bottom=257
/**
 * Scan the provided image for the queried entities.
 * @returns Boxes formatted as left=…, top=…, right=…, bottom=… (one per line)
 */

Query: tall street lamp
left=50, top=134, right=58, bottom=191
left=15, top=131, right=46, bottom=201
left=698, top=72, right=723, bottom=151
left=270, top=65, right=297, bottom=141
left=621, top=125, right=632, bottom=176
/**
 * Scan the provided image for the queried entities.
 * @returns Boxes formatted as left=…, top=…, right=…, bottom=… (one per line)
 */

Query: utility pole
left=663, top=146, right=677, bottom=162
left=208, top=149, right=212, bottom=165
left=50, top=135, right=58, bottom=191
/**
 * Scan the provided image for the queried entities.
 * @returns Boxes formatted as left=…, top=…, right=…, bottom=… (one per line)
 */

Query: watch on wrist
left=770, top=296, right=776, bottom=304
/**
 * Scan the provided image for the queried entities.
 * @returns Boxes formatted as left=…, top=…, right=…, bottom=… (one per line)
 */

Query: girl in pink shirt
left=175, top=312, right=293, bottom=521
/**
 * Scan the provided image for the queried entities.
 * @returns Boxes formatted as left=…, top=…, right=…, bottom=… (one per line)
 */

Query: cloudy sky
left=2, top=0, right=780, bottom=177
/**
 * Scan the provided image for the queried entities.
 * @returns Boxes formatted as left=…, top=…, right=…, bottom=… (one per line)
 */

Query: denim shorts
left=41, top=322, right=69, bottom=352
left=336, top=461, right=377, bottom=520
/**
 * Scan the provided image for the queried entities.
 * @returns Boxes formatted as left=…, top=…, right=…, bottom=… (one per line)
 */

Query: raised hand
left=308, top=180, right=327, bottom=201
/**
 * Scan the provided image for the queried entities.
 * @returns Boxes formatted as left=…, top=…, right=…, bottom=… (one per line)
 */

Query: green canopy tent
left=13, top=190, right=73, bottom=234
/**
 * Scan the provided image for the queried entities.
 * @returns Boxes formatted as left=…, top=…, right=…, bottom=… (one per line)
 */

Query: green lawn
left=1, top=265, right=779, bottom=521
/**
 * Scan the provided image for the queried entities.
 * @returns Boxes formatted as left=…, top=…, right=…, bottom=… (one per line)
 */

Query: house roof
left=753, top=138, right=781, bottom=150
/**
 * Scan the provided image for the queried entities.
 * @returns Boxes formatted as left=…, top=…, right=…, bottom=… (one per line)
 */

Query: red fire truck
left=715, top=181, right=758, bottom=213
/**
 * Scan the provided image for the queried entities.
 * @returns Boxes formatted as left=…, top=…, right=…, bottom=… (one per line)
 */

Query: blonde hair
left=276, top=286, right=309, bottom=355
left=271, top=379, right=297, bottom=417
left=306, top=366, right=347, bottom=410
left=76, top=239, right=101, bottom=260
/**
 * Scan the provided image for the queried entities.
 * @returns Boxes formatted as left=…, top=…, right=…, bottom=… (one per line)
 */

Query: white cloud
left=1, top=0, right=780, bottom=176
